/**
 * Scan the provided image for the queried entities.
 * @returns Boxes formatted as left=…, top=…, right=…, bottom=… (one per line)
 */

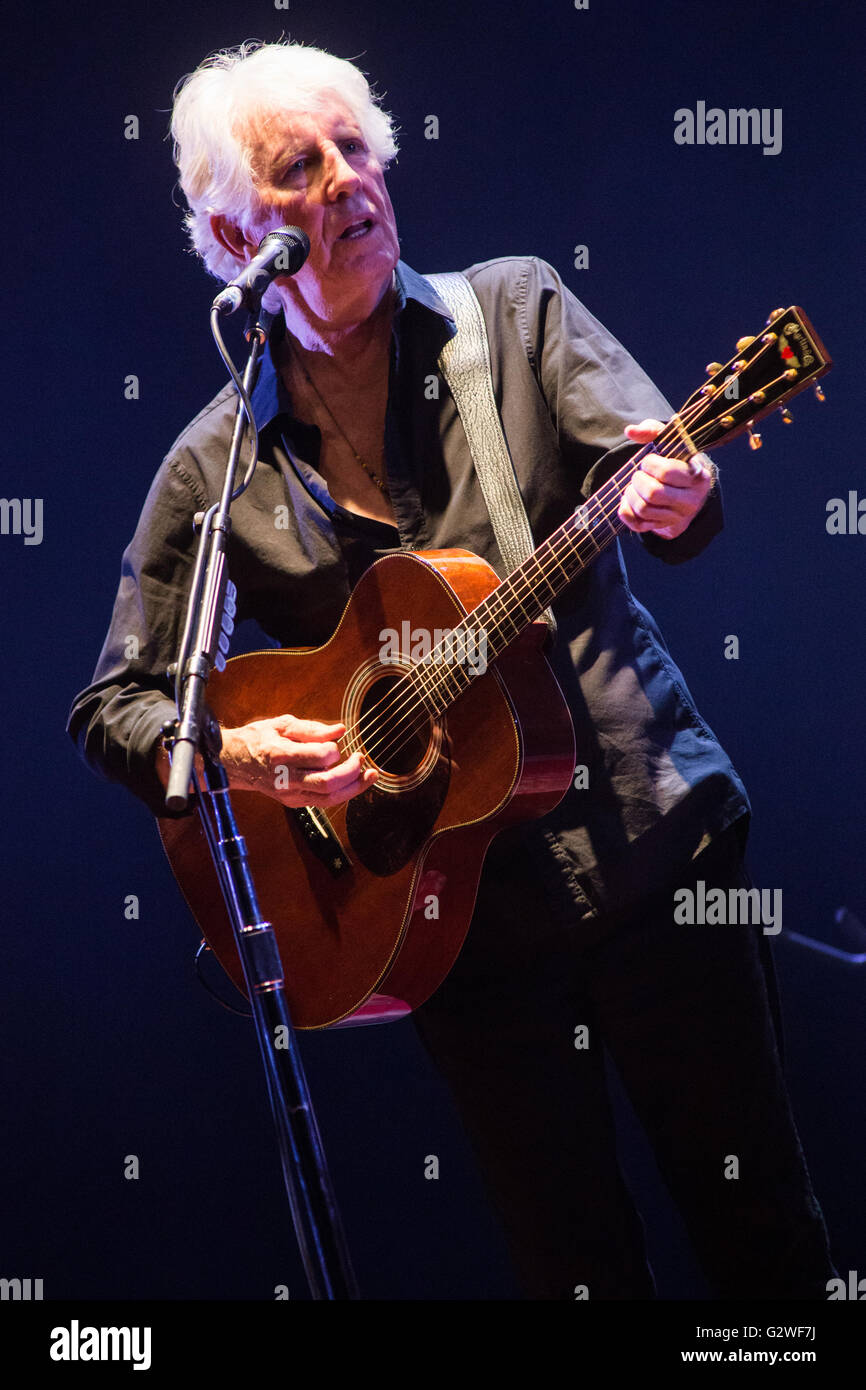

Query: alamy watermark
left=827, top=1270, right=866, bottom=1299
left=379, top=622, right=488, bottom=676
left=0, top=498, right=42, bottom=545
left=0, top=1276, right=43, bottom=1300
left=826, top=491, right=866, bottom=534
left=674, top=102, right=782, bottom=157
left=674, top=880, right=782, bottom=935
left=50, top=1320, right=151, bottom=1371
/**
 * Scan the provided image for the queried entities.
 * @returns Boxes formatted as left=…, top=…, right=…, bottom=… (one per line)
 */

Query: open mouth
left=338, top=218, right=373, bottom=240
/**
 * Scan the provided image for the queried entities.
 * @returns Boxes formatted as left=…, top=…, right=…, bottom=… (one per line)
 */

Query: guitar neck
left=414, top=437, right=669, bottom=718
left=474, top=443, right=657, bottom=649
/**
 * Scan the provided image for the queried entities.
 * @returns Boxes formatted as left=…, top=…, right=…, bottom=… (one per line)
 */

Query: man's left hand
left=618, top=419, right=714, bottom=540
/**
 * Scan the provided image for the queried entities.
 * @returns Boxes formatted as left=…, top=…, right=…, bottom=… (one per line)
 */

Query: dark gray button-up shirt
left=68, top=255, right=750, bottom=921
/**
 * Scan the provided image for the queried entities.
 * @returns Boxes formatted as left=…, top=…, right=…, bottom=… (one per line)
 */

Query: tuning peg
left=779, top=406, right=793, bottom=424
left=747, top=426, right=762, bottom=450
left=736, top=335, right=756, bottom=351
left=814, top=382, right=826, bottom=402
left=706, top=362, right=724, bottom=376
left=766, top=308, right=786, bottom=324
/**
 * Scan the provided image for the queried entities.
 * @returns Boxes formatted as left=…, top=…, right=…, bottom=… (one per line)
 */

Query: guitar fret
left=586, top=494, right=620, bottom=543
left=574, top=503, right=602, bottom=554
left=538, top=533, right=573, bottom=581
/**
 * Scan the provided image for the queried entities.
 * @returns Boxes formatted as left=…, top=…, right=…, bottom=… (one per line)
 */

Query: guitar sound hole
left=359, top=674, right=431, bottom=776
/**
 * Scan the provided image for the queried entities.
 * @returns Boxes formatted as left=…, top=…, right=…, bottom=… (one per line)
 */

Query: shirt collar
left=392, top=259, right=457, bottom=324
left=249, top=259, right=457, bottom=429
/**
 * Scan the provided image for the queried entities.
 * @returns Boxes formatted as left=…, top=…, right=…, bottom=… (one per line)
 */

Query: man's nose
left=321, top=145, right=362, bottom=199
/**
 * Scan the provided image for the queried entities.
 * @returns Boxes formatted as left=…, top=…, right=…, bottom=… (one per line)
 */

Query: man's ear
left=210, top=213, right=253, bottom=264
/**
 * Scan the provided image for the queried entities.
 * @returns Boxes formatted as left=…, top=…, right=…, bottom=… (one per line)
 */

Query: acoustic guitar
left=159, top=307, right=830, bottom=1029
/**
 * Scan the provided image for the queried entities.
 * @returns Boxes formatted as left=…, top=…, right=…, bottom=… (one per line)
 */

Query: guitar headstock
left=675, top=307, right=831, bottom=454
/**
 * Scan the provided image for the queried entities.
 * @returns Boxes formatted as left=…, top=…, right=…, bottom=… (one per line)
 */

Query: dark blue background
left=3, top=0, right=864, bottom=1300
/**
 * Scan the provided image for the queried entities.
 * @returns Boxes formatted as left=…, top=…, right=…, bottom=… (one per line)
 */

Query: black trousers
left=412, top=821, right=836, bottom=1299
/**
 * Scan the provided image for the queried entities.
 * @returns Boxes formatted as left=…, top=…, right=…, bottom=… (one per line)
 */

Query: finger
left=638, top=452, right=711, bottom=487
left=275, top=739, right=344, bottom=768
left=686, top=453, right=710, bottom=479
left=290, top=765, right=379, bottom=807
left=273, top=715, right=346, bottom=741
left=626, top=471, right=693, bottom=514
left=299, top=749, right=374, bottom=795
left=619, top=506, right=683, bottom=533
left=624, top=418, right=666, bottom=443
left=327, top=765, right=381, bottom=804
left=618, top=483, right=689, bottom=532
left=619, top=507, right=688, bottom=536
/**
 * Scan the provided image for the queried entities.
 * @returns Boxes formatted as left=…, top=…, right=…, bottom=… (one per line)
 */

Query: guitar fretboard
left=408, top=435, right=685, bottom=717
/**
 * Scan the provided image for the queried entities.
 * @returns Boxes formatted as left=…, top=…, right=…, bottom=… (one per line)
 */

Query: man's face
left=233, top=95, right=400, bottom=315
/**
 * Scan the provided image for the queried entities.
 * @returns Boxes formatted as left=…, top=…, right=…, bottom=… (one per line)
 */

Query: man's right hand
left=219, top=714, right=378, bottom=807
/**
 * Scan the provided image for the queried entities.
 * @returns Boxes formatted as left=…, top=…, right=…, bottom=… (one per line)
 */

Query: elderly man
left=68, top=40, right=834, bottom=1300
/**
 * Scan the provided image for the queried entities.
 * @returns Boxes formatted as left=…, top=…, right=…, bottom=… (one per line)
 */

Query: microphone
left=213, top=226, right=311, bottom=315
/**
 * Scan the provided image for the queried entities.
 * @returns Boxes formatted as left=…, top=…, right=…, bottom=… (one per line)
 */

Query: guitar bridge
left=290, top=806, right=352, bottom=876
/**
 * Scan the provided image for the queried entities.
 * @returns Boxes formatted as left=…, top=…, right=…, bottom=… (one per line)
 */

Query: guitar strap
left=424, top=271, right=557, bottom=641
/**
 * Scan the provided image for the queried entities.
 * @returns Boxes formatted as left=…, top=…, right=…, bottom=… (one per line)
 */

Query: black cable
left=194, top=938, right=252, bottom=1018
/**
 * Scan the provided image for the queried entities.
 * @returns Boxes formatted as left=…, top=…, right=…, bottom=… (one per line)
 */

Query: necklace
left=286, top=339, right=390, bottom=498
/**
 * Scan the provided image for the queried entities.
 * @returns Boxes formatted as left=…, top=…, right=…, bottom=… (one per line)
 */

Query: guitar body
left=158, top=548, right=576, bottom=1029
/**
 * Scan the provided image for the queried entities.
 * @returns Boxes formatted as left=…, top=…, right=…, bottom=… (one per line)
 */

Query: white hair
left=170, top=40, right=400, bottom=283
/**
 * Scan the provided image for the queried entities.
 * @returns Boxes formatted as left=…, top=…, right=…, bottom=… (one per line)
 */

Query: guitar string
left=338, top=380, right=732, bottom=759
left=348, top=463, right=658, bottom=768
left=347, top=355, right=760, bottom=755
left=362, top=349, right=799, bottom=752
left=341, top=447, right=652, bottom=766
left=346, top=389, right=747, bottom=755
left=332, top=353, right=797, bottom=769
left=340, top=384, right=781, bottom=773
left=341, top=361, right=795, bottom=771
left=337, top=347, right=756, bottom=756
left=346, top=331, right=800, bottom=755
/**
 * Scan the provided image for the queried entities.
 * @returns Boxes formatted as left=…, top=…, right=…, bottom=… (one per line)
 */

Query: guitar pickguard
left=345, top=739, right=452, bottom=875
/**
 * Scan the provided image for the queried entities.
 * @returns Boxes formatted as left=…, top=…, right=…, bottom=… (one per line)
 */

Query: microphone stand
left=163, top=301, right=359, bottom=1301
